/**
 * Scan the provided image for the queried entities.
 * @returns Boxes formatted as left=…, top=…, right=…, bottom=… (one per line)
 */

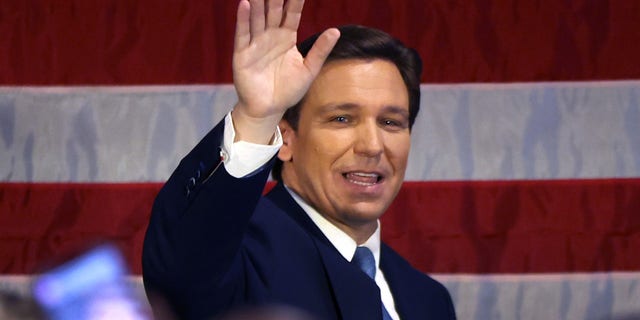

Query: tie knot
left=352, top=246, right=376, bottom=279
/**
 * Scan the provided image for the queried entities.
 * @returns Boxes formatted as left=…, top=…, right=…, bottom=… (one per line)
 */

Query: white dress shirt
left=221, top=112, right=282, bottom=177
left=221, top=112, right=400, bottom=320
left=286, top=187, right=400, bottom=320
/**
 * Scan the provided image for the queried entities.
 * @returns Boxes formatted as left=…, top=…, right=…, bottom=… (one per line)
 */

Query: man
left=142, top=0, right=456, bottom=319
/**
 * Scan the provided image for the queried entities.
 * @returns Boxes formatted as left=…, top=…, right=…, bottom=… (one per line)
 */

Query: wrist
left=231, top=105, right=283, bottom=145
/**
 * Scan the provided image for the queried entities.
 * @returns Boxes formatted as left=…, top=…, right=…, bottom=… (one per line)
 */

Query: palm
left=232, top=0, right=339, bottom=119
left=234, top=29, right=313, bottom=118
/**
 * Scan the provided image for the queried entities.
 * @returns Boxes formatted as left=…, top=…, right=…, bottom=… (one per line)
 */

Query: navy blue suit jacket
left=142, top=119, right=456, bottom=320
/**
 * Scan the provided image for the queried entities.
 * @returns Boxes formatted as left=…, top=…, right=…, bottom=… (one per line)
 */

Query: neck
left=281, top=182, right=379, bottom=245
left=335, top=219, right=377, bottom=245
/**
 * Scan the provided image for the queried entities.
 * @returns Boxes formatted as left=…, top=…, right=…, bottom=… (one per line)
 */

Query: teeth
left=345, top=172, right=380, bottom=185
left=352, top=172, right=378, bottom=177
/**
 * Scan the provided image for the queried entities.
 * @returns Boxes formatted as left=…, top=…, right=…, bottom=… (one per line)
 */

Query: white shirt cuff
left=221, top=112, right=282, bottom=178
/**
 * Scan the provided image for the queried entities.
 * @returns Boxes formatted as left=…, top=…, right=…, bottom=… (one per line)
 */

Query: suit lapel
left=266, top=183, right=383, bottom=320
left=380, top=244, right=423, bottom=320
left=314, top=241, right=383, bottom=320
left=266, top=183, right=329, bottom=245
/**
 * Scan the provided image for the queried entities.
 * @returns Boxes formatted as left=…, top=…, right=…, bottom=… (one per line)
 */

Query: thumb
left=303, top=28, right=341, bottom=77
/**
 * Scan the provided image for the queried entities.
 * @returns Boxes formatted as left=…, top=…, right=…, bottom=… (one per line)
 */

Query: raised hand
left=231, top=0, right=340, bottom=144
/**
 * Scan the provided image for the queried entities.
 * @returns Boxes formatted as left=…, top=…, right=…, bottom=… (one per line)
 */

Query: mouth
left=342, top=172, right=383, bottom=186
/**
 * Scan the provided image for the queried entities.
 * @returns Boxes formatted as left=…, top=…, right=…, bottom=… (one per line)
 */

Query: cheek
left=295, top=136, right=336, bottom=176
left=309, top=131, right=351, bottom=159
left=389, top=137, right=411, bottom=168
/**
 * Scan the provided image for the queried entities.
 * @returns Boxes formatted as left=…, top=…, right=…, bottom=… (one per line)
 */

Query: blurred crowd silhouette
left=0, top=244, right=315, bottom=320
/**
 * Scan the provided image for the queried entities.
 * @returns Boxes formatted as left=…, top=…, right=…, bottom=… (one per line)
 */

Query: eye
left=332, top=115, right=349, bottom=123
left=380, top=117, right=409, bottom=131
left=383, top=119, right=399, bottom=126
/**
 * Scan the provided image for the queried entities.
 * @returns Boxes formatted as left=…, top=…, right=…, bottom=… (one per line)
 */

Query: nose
left=353, top=120, right=384, bottom=157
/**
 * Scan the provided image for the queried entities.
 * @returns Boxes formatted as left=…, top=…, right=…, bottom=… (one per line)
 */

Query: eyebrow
left=381, top=106, right=410, bottom=118
left=317, top=103, right=359, bottom=114
left=317, top=103, right=409, bottom=117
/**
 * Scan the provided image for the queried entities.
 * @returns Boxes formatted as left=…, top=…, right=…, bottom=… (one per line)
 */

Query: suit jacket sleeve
left=142, top=118, right=275, bottom=319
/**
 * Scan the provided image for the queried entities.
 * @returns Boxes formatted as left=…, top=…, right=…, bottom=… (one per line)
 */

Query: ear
left=277, top=119, right=295, bottom=162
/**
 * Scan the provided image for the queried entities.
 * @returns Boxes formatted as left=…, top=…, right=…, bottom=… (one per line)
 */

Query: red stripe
left=383, top=179, right=640, bottom=273
left=2, top=179, right=639, bottom=275
left=2, top=0, right=640, bottom=84
left=0, top=183, right=157, bottom=275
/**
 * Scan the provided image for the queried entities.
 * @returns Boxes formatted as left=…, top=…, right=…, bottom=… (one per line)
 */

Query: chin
left=343, top=203, right=388, bottom=222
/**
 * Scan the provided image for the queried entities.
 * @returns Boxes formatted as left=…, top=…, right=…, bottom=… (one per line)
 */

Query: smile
left=343, top=172, right=383, bottom=186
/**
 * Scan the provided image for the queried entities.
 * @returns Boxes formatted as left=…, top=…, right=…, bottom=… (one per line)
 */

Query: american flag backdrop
left=1, top=1, right=640, bottom=319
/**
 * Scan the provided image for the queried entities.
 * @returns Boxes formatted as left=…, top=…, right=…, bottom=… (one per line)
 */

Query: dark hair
left=272, top=24, right=423, bottom=181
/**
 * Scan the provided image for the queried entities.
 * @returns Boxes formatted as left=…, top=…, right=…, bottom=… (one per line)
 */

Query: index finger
left=281, top=0, right=304, bottom=31
left=266, top=0, right=284, bottom=28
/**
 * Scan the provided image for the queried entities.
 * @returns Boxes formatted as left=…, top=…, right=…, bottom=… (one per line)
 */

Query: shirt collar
left=284, top=185, right=381, bottom=268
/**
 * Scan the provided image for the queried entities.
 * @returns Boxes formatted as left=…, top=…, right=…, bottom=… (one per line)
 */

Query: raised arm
left=142, top=1, right=339, bottom=319
left=231, top=0, right=339, bottom=144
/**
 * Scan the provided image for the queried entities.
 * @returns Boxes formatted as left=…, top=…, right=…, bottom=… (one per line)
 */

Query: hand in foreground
left=231, top=0, right=340, bottom=144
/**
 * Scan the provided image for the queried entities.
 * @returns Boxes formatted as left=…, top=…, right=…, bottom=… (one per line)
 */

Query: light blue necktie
left=352, top=246, right=393, bottom=320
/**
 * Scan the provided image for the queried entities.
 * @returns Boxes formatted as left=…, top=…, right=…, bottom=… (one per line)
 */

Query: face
left=278, top=59, right=411, bottom=242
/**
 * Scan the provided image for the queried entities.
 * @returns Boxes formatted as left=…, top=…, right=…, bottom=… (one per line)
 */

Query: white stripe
left=1, top=81, right=639, bottom=182
left=1, top=79, right=638, bottom=92
left=434, top=272, right=640, bottom=320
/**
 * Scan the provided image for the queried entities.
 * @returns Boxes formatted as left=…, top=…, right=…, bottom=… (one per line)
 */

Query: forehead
left=302, top=59, right=409, bottom=114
